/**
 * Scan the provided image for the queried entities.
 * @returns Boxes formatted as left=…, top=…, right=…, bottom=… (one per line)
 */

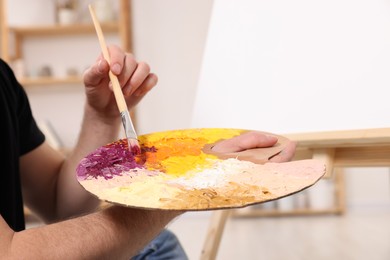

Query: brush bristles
left=128, top=138, right=141, bottom=155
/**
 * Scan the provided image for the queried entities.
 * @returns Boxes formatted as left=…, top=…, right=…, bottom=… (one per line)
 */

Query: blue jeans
left=132, top=229, right=188, bottom=260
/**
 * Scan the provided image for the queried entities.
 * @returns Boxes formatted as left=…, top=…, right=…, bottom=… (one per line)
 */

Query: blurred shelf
left=10, top=22, right=119, bottom=37
left=1, top=0, right=132, bottom=68
left=19, top=76, right=82, bottom=86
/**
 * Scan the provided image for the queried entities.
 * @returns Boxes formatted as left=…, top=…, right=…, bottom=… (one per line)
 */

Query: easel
left=200, top=128, right=390, bottom=260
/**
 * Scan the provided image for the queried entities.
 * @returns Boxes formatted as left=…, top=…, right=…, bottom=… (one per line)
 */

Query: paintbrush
left=89, top=5, right=140, bottom=154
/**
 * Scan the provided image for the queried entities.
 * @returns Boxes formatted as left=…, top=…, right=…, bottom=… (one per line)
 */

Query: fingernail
left=112, top=63, right=121, bottom=74
left=266, top=135, right=278, bottom=142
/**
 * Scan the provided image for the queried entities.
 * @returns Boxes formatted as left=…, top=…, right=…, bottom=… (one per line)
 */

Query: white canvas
left=192, top=0, right=390, bottom=134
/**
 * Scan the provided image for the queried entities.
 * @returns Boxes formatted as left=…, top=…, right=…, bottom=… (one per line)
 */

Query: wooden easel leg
left=312, top=148, right=335, bottom=178
left=200, top=209, right=231, bottom=260
left=334, top=168, right=346, bottom=214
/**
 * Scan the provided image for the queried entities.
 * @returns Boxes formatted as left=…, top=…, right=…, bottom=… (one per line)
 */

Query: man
left=0, top=45, right=295, bottom=258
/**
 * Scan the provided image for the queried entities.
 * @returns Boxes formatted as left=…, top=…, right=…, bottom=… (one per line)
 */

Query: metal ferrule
left=120, top=110, right=138, bottom=139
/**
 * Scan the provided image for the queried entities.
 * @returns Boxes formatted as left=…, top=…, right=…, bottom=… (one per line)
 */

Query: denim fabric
left=132, top=229, right=188, bottom=260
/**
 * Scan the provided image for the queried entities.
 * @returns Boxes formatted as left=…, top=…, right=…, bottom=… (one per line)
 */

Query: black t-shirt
left=0, top=59, right=45, bottom=231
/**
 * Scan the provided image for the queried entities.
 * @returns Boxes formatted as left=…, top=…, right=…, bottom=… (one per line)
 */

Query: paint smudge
left=77, top=128, right=244, bottom=180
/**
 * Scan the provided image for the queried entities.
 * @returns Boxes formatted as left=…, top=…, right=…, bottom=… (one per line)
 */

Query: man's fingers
left=269, top=141, right=297, bottom=163
left=108, top=45, right=126, bottom=75
left=124, top=62, right=151, bottom=96
left=83, top=58, right=110, bottom=86
left=119, top=55, right=138, bottom=95
left=212, top=132, right=278, bottom=153
left=128, top=73, right=158, bottom=107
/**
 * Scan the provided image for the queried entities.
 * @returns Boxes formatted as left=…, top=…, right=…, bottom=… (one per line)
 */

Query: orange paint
left=138, top=128, right=244, bottom=176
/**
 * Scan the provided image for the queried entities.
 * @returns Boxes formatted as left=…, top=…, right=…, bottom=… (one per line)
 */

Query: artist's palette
left=76, top=128, right=325, bottom=210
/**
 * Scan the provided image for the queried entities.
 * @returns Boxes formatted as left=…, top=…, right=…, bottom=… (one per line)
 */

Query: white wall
left=132, top=0, right=213, bottom=134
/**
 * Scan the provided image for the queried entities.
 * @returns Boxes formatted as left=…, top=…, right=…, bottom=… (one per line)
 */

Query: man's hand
left=212, top=131, right=296, bottom=162
left=83, top=45, right=157, bottom=121
left=53, top=46, right=157, bottom=220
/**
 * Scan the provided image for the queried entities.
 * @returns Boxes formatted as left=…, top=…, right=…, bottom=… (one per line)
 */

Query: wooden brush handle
left=89, top=5, right=127, bottom=113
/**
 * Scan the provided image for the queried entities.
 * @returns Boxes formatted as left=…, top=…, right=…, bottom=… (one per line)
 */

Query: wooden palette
left=76, top=128, right=325, bottom=210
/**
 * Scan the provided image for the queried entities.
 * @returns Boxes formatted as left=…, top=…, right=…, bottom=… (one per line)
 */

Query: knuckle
left=126, top=52, right=135, bottom=60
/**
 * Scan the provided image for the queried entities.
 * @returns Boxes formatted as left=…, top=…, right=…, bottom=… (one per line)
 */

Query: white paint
left=170, top=158, right=253, bottom=189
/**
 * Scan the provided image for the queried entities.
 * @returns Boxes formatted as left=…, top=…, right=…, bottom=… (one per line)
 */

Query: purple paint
left=76, top=140, right=153, bottom=180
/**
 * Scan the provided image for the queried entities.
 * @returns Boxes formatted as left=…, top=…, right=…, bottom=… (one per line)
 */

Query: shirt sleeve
left=17, top=86, right=46, bottom=155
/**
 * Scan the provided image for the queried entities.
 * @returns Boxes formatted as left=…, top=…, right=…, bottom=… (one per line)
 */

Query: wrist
left=97, top=206, right=183, bottom=257
left=84, top=103, right=121, bottom=126
left=74, top=104, right=122, bottom=152
left=109, top=206, right=184, bottom=234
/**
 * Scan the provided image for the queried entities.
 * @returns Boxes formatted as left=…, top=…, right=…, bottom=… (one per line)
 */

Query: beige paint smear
left=79, top=159, right=325, bottom=210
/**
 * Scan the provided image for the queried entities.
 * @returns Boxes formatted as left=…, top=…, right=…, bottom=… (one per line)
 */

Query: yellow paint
left=138, top=128, right=244, bottom=176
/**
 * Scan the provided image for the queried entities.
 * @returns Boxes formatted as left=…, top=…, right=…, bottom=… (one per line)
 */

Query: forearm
left=56, top=104, right=122, bottom=219
left=3, top=207, right=180, bottom=259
